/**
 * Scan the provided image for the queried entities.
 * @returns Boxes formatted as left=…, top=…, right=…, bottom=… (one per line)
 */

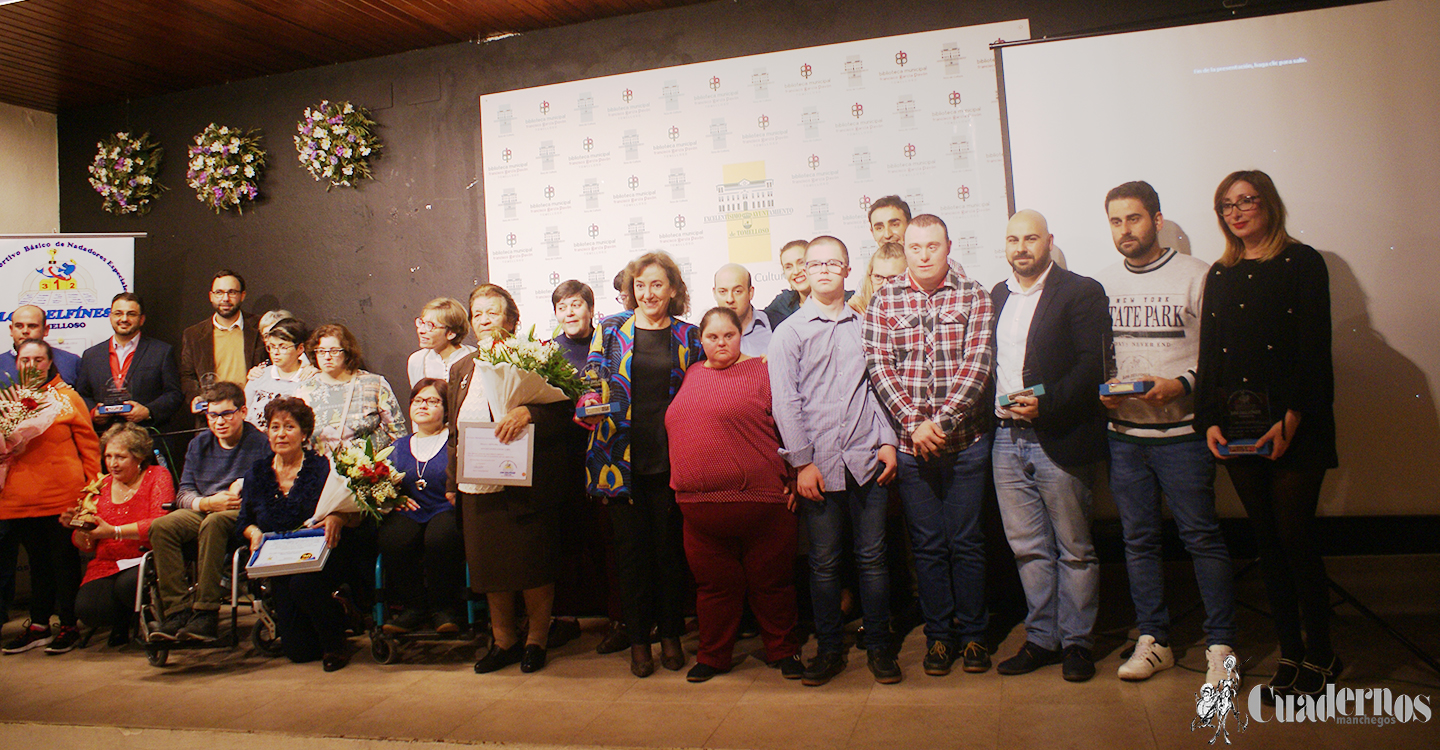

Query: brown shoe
left=630, top=644, right=655, bottom=678
left=597, top=621, right=631, bottom=654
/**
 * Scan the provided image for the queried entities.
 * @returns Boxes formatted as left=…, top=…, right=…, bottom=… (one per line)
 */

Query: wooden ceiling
left=0, top=0, right=706, bottom=113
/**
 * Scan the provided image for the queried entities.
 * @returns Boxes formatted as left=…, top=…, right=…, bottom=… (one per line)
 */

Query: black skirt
left=460, top=490, right=560, bottom=593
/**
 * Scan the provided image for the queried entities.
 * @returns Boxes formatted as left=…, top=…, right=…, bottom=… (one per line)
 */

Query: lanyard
left=109, top=338, right=136, bottom=386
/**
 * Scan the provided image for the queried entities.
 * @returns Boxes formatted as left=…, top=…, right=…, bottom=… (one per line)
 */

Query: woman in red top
left=665, top=307, right=801, bottom=682
left=69, top=423, right=173, bottom=647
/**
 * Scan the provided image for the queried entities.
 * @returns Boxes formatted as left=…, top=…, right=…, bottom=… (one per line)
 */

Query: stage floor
left=1, top=555, right=1436, bottom=749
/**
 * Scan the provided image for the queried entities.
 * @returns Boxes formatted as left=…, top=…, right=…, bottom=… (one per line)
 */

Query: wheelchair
left=134, top=548, right=283, bottom=667
left=367, top=554, right=485, bottom=664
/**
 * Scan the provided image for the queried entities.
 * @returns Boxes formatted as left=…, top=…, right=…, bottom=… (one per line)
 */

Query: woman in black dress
left=1196, top=170, right=1339, bottom=700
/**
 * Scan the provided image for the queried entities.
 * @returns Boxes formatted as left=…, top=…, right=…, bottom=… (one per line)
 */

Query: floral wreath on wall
left=186, top=124, right=266, bottom=213
left=87, top=132, right=165, bottom=216
left=294, top=100, right=382, bottom=189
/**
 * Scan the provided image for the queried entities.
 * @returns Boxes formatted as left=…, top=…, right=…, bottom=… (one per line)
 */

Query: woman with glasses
left=1196, top=170, right=1338, bottom=700
left=577, top=251, right=704, bottom=677
left=296, top=323, right=407, bottom=456
left=407, top=298, right=474, bottom=389
left=246, top=317, right=316, bottom=429
left=377, top=378, right=466, bottom=635
left=848, top=241, right=907, bottom=315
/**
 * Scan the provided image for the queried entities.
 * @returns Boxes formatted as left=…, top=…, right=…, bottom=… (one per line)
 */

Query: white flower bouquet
left=294, top=100, right=382, bottom=189
left=308, top=438, right=408, bottom=525
left=0, top=376, right=61, bottom=490
left=87, top=132, right=165, bottom=215
left=186, top=123, right=266, bottom=212
left=472, top=326, right=585, bottom=419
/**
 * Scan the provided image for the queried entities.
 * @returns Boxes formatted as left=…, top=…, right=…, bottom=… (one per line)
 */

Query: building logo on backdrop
left=539, top=100, right=551, bottom=115
left=544, top=185, right=556, bottom=200
left=802, top=105, right=821, bottom=140
left=859, top=195, right=873, bottom=214
left=663, top=80, right=681, bottom=111
left=958, top=185, right=971, bottom=201
left=800, top=63, right=813, bottom=79
left=941, top=42, right=963, bottom=76
left=628, top=175, right=640, bottom=191
left=549, top=271, right=561, bottom=286
left=623, top=130, right=641, bottom=162
left=808, top=155, right=820, bottom=170
left=495, top=104, right=514, bottom=134
left=950, top=91, right=963, bottom=107
left=582, top=137, right=594, bottom=152
left=895, top=50, right=908, bottom=67
left=674, top=215, right=687, bottom=230
left=752, top=68, right=770, bottom=100
left=852, top=103, right=865, bottom=119
left=757, top=115, right=770, bottom=130
left=703, top=161, right=795, bottom=263
left=622, top=88, right=633, bottom=103
left=577, top=92, right=594, bottom=123
left=501, top=148, right=512, bottom=162
left=506, top=233, right=517, bottom=247
left=588, top=224, right=600, bottom=239
left=669, top=125, right=681, bottom=142
left=853, top=147, right=872, bottom=180
left=709, top=76, right=721, bottom=91
left=904, top=144, right=916, bottom=160
left=845, top=55, right=864, bottom=87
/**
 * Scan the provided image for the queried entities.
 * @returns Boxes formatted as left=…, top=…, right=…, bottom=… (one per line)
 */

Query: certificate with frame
left=458, top=421, right=535, bottom=487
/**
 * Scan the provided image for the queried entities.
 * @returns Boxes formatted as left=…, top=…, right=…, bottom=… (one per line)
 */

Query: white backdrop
left=481, top=19, right=1030, bottom=330
left=0, top=234, right=137, bottom=357
left=998, top=0, right=1440, bottom=515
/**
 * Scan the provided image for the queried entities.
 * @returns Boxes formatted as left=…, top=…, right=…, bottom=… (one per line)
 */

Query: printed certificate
left=458, top=421, right=535, bottom=487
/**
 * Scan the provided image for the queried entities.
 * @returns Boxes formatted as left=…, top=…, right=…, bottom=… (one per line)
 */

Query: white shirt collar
left=212, top=314, right=243, bottom=332
left=1005, top=261, right=1055, bottom=296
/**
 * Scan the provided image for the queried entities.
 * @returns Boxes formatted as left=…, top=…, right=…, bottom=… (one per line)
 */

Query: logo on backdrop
left=895, top=50, right=908, bottom=67
left=1245, top=684, right=1432, bottom=731
left=1190, top=656, right=1247, bottom=744
left=0, top=238, right=134, bottom=354
left=539, top=100, right=550, bottom=115
left=800, top=63, right=813, bottom=79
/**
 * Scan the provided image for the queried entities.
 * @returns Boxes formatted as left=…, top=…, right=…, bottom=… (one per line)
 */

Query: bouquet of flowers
left=308, top=437, right=408, bottom=525
left=186, top=123, right=266, bottom=212
left=294, top=100, right=382, bottom=189
left=472, top=325, right=585, bottom=420
left=0, top=374, right=61, bottom=490
left=87, top=131, right=165, bottom=215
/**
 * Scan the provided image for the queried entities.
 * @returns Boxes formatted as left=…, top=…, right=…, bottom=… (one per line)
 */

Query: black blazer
left=445, top=356, right=584, bottom=520
left=990, top=265, right=1110, bottom=467
left=75, top=335, right=184, bottom=429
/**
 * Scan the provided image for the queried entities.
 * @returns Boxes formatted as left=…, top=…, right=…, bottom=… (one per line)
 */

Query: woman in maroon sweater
left=666, top=307, right=801, bottom=682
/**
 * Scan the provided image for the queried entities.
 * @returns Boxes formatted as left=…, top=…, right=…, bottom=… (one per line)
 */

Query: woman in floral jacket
left=578, top=252, right=704, bottom=677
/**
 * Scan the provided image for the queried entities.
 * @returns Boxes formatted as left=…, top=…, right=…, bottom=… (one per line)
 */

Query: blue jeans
left=801, top=472, right=891, bottom=652
left=896, top=434, right=992, bottom=646
left=1109, top=437, right=1236, bottom=646
left=992, top=426, right=1099, bottom=651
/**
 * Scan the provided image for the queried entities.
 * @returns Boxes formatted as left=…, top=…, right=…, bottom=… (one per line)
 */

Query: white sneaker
left=1118, top=635, right=1174, bottom=681
left=1206, top=644, right=1242, bottom=688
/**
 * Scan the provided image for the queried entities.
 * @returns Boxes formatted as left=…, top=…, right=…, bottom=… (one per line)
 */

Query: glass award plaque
left=1219, top=388, right=1272, bottom=456
left=97, top=376, right=134, bottom=415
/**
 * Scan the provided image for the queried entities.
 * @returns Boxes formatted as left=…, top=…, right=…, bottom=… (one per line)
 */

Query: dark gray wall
left=56, top=0, right=1347, bottom=394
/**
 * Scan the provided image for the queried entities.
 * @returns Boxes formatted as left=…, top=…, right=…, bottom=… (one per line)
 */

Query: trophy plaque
left=97, top=376, right=134, bottom=415
left=998, top=383, right=1046, bottom=409
left=192, top=372, right=218, bottom=413
left=1218, top=388, right=1273, bottom=456
left=575, top=365, right=624, bottom=419
left=68, top=478, right=103, bottom=530
left=1101, top=380, right=1155, bottom=397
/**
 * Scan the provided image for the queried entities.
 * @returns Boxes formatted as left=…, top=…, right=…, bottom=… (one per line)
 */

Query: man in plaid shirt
left=862, top=213, right=996, bottom=677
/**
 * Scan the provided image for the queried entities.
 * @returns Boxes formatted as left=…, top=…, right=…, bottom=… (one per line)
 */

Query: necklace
left=111, top=476, right=140, bottom=504
left=410, top=432, right=446, bottom=492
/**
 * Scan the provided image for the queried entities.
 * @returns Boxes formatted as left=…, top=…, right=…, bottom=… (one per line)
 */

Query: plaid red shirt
left=863, top=266, right=995, bottom=455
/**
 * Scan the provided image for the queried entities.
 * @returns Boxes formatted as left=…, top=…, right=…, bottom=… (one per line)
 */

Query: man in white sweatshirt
left=1096, top=181, right=1238, bottom=687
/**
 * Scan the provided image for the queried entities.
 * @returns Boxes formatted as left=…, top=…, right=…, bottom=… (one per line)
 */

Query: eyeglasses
left=1217, top=195, right=1262, bottom=215
left=805, top=259, right=846, bottom=273
left=313, top=348, right=346, bottom=358
left=615, top=294, right=629, bottom=305
left=412, top=397, right=443, bottom=408
left=872, top=273, right=901, bottom=286
left=210, top=290, right=243, bottom=298
left=265, top=342, right=295, bottom=352
left=414, top=317, right=441, bottom=333
left=206, top=408, right=241, bottom=420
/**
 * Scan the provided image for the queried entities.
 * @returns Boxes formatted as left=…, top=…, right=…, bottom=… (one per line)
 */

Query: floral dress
left=295, top=371, right=407, bottom=456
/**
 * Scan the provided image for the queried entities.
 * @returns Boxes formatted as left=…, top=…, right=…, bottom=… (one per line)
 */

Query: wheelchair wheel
left=371, top=633, right=398, bottom=664
left=146, top=646, right=169, bottom=667
left=251, top=617, right=284, bottom=657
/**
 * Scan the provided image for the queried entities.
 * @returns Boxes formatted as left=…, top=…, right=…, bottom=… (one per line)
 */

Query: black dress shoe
left=867, top=647, right=903, bottom=684
left=1061, top=645, right=1095, bottom=682
left=474, top=642, right=524, bottom=674
left=322, top=648, right=351, bottom=672
left=686, top=662, right=729, bottom=682
left=549, top=618, right=582, bottom=649
left=107, top=624, right=131, bottom=648
left=996, top=641, right=1063, bottom=676
left=596, top=621, right=631, bottom=655
left=1292, top=655, right=1343, bottom=695
left=520, top=643, right=548, bottom=673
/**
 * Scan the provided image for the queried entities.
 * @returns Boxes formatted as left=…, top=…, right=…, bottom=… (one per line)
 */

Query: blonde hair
left=850, top=242, right=907, bottom=314
left=1213, top=169, right=1297, bottom=266
left=421, top=297, right=470, bottom=345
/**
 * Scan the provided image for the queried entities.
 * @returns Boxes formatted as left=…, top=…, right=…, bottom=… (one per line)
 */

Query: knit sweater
left=1094, top=249, right=1207, bottom=444
left=0, top=376, right=101, bottom=520
left=666, top=358, right=789, bottom=504
left=176, top=422, right=272, bottom=510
